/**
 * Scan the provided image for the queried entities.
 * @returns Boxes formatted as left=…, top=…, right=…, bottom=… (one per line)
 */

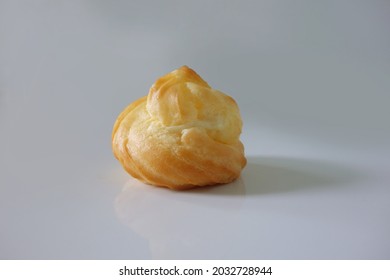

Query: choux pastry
left=112, top=66, right=246, bottom=190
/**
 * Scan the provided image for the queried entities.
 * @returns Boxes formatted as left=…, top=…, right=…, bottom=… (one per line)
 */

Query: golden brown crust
left=112, top=66, right=246, bottom=190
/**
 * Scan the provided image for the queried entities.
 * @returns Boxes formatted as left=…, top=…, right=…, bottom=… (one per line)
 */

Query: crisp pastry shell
left=112, top=66, right=246, bottom=190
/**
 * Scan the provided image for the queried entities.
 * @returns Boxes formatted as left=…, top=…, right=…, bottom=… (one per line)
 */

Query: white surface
left=1, top=0, right=390, bottom=259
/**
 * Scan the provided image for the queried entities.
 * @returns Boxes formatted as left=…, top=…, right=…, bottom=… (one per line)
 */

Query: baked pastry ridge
left=112, top=66, right=246, bottom=190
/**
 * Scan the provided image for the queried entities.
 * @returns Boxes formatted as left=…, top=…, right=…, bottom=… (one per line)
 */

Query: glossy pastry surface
left=112, top=66, right=246, bottom=190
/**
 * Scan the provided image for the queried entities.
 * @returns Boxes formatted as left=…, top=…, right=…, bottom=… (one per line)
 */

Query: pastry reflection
left=115, top=178, right=245, bottom=259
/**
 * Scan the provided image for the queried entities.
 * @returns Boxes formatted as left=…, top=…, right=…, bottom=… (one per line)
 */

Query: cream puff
left=112, top=66, right=246, bottom=190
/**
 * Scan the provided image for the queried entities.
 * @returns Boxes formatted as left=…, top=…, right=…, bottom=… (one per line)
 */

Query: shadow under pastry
left=243, top=156, right=369, bottom=195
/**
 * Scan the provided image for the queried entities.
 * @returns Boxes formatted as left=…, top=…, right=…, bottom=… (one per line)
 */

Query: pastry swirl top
left=112, top=66, right=246, bottom=190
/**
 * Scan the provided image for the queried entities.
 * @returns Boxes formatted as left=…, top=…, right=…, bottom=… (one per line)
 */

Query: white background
left=1, top=0, right=389, bottom=259
left=1, top=260, right=390, bottom=280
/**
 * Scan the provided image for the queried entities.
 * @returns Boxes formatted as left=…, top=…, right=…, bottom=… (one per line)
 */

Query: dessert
left=112, top=66, right=246, bottom=190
